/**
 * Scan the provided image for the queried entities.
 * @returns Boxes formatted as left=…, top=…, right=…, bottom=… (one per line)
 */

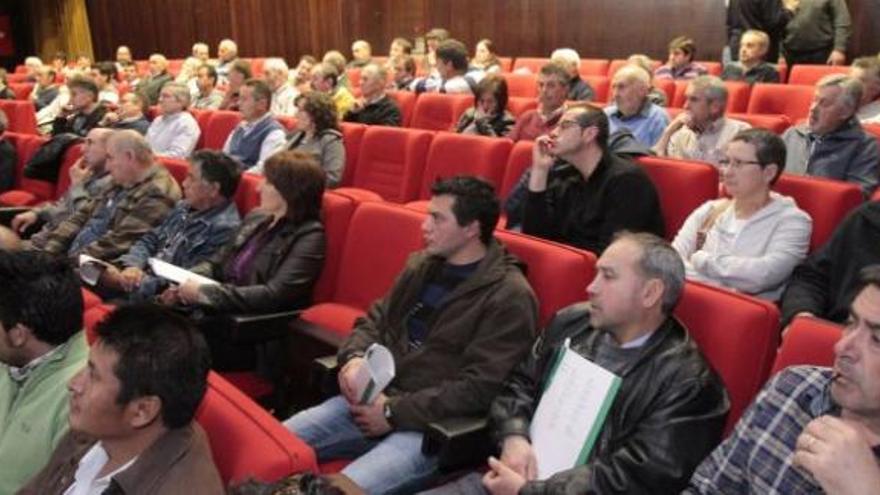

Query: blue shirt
left=604, top=102, right=669, bottom=148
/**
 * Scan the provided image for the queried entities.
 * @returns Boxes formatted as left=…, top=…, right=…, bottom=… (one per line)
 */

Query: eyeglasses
left=718, top=157, right=762, bottom=169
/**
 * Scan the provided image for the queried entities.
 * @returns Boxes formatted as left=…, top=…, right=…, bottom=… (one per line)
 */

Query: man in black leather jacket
left=424, top=232, right=729, bottom=495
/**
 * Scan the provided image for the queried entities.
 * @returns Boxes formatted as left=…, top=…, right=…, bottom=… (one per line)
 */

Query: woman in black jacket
left=454, top=73, right=515, bottom=138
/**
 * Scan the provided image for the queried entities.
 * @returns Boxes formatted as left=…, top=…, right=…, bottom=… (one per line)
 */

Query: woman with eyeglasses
left=672, top=128, right=812, bottom=300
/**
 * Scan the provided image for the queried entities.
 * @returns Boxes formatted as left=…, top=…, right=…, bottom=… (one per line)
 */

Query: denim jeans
left=284, top=395, right=439, bottom=494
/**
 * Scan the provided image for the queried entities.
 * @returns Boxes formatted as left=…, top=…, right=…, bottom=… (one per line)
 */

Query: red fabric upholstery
left=191, top=109, right=214, bottom=149
left=417, top=132, right=512, bottom=199
left=579, top=59, right=610, bottom=76
left=157, top=156, right=190, bottom=187
left=581, top=76, right=610, bottom=103
left=499, top=139, right=534, bottom=200
left=410, top=94, right=474, bottom=132
left=346, top=68, right=362, bottom=92
left=502, top=73, right=538, bottom=98
left=203, top=110, right=242, bottom=150
left=233, top=173, right=263, bottom=215
left=216, top=371, right=274, bottom=407
left=670, top=81, right=751, bottom=113
left=746, top=84, right=814, bottom=121
left=0, top=100, right=38, bottom=134
left=675, top=281, right=780, bottom=433
left=698, top=61, right=723, bottom=76
left=276, top=115, right=297, bottom=131
left=512, top=57, right=550, bottom=74
left=387, top=90, right=417, bottom=127
left=497, top=230, right=596, bottom=327
left=727, top=112, right=791, bottom=134
left=342, top=126, right=433, bottom=203
left=635, top=156, right=720, bottom=240
left=786, top=64, right=850, bottom=86
left=339, top=122, right=366, bottom=187
left=506, top=97, right=538, bottom=118
left=313, top=191, right=358, bottom=303
left=608, top=59, right=662, bottom=78
left=83, top=303, right=116, bottom=345
left=772, top=174, right=862, bottom=252
left=497, top=57, right=513, bottom=72
left=299, top=303, right=369, bottom=342
left=654, top=79, right=676, bottom=104
left=8, top=82, right=34, bottom=100
left=0, top=132, right=48, bottom=206
left=196, top=372, right=318, bottom=484
left=81, top=288, right=102, bottom=309
left=53, top=143, right=84, bottom=199
left=772, top=317, right=841, bottom=375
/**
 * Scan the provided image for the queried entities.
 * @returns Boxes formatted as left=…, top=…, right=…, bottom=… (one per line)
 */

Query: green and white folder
left=530, top=338, right=622, bottom=480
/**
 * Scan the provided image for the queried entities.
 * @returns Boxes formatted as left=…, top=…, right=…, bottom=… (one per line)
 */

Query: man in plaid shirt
left=685, top=265, right=880, bottom=494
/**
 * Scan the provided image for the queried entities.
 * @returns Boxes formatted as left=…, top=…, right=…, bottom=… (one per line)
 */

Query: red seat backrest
left=419, top=132, right=512, bottom=199
left=276, top=115, right=297, bottom=131
left=506, top=97, right=538, bottom=118
left=675, top=281, right=780, bottom=433
left=512, top=57, right=550, bottom=74
left=203, top=110, right=242, bottom=150
left=579, top=59, right=609, bottom=76
left=581, top=75, right=610, bottom=103
left=410, top=94, right=474, bottom=132
left=195, top=372, right=318, bottom=485
left=608, top=59, right=662, bottom=78
left=387, top=90, right=417, bottom=127
left=190, top=109, right=214, bottom=149
left=349, top=126, right=433, bottom=203
left=635, top=156, right=720, bottom=240
left=313, top=191, right=358, bottom=303
left=772, top=173, right=863, bottom=252
left=0, top=100, right=38, bottom=134
left=496, top=230, right=596, bottom=327
left=497, top=57, right=513, bottom=72
left=654, top=78, right=676, bottom=104
left=501, top=73, right=538, bottom=98
left=8, top=82, right=34, bottom=100
left=346, top=68, right=362, bottom=92
left=499, top=139, right=534, bottom=200
left=771, top=317, right=841, bottom=375
left=746, top=84, right=814, bottom=121
left=233, top=173, right=263, bottom=215
left=786, top=64, right=850, bottom=86
left=727, top=112, right=791, bottom=134
left=698, top=61, right=723, bottom=76
left=157, top=156, right=190, bottom=187
left=54, top=143, right=84, bottom=199
left=339, top=122, right=366, bottom=187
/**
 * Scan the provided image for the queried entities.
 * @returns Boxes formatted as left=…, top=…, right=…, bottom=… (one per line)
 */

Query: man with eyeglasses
left=653, top=75, right=751, bottom=166
left=520, top=104, right=665, bottom=254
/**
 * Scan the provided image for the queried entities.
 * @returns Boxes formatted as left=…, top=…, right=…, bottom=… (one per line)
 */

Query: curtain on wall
left=29, top=0, right=93, bottom=61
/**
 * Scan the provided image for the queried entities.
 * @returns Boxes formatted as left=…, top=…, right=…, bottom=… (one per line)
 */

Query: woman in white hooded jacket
left=673, top=128, right=812, bottom=300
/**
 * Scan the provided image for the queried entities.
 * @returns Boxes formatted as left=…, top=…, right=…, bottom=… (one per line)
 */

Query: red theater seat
left=387, top=90, right=417, bottom=127
left=635, top=156, right=720, bottom=239
left=53, top=143, right=84, bottom=199
left=698, top=61, right=723, bottom=76
left=772, top=174, right=862, bottom=252
left=497, top=57, right=513, bottom=72
left=0, top=132, right=48, bottom=206
left=786, top=64, right=850, bottom=86
left=501, top=73, right=538, bottom=99
left=772, top=317, right=841, bottom=374
left=157, top=156, right=190, bottom=186
left=727, top=112, right=791, bottom=134
left=608, top=59, right=662, bottom=78
left=202, top=110, right=242, bottom=150
left=9, top=82, right=34, bottom=100
left=676, top=281, right=780, bottom=433
left=747, top=84, right=814, bottom=122
left=416, top=133, right=512, bottom=200
left=410, top=94, right=474, bottom=132
left=512, top=57, right=550, bottom=74
left=0, top=100, right=38, bottom=134
left=654, top=79, right=676, bottom=104
left=312, top=191, right=358, bottom=303
left=582, top=76, right=610, bottom=103
left=579, top=59, right=610, bottom=76
left=506, top=97, right=538, bottom=118
left=499, top=139, right=534, bottom=200
left=339, top=123, right=366, bottom=187
left=233, top=173, right=263, bottom=215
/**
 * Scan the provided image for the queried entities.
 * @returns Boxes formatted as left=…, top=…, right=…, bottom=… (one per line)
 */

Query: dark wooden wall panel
left=86, top=0, right=878, bottom=64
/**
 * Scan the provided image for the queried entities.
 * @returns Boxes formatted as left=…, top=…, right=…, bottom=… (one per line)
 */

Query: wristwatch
left=383, top=402, right=395, bottom=426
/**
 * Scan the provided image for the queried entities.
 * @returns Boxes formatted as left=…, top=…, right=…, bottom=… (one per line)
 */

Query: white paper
left=78, top=254, right=112, bottom=286
left=148, top=258, right=219, bottom=286
left=351, top=343, right=396, bottom=404
left=530, top=342, right=621, bottom=480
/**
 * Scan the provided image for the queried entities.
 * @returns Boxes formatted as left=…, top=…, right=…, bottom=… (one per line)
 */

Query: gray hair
left=615, top=231, right=686, bottom=315
left=551, top=48, right=580, bottom=72
left=613, top=65, right=651, bottom=88
left=689, top=75, right=728, bottom=106
left=263, top=57, right=289, bottom=75
left=361, top=63, right=387, bottom=82
left=219, top=39, right=238, bottom=56
left=161, top=82, right=191, bottom=108
left=817, top=74, right=863, bottom=113
left=109, top=130, right=154, bottom=165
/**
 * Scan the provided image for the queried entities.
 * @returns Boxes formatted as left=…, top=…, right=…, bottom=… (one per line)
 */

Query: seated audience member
left=51, top=76, right=108, bottom=137
left=780, top=199, right=880, bottom=327
left=654, top=36, right=708, bottom=80
left=192, top=64, right=224, bottom=110
left=22, top=56, right=43, bottom=81
left=12, top=129, right=113, bottom=240
left=30, top=67, right=60, bottom=111
left=91, top=61, right=119, bottom=105
left=175, top=56, right=201, bottom=87
left=50, top=51, right=68, bottom=76
left=99, top=150, right=241, bottom=300
left=344, top=63, right=402, bottom=127
left=165, top=152, right=326, bottom=367
left=721, top=29, right=780, bottom=84
left=426, top=233, right=728, bottom=495
left=145, top=82, right=201, bottom=158
left=782, top=74, right=879, bottom=196
left=19, top=304, right=223, bottom=494
left=137, top=53, right=174, bottom=105
left=851, top=56, right=880, bottom=124
left=263, top=57, right=298, bottom=116
left=605, top=65, right=670, bottom=147
left=99, top=91, right=151, bottom=135
left=323, top=50, right=352, bottom=88
left=522, top=104, right=664, bottom=253
left=114, top=45, right=132, bottom=73
left=215, top=38, right=240, bottom=83
left=471, top=39, right=502, bottom=73
left=223, top=79, right=287, bottom=171
left=348, top=40, right=373, bottom=69
left=389, top=54, right=417, bottom=91
left=626, top=54, right=668, bottom=106
left=508, top=63, right=568, bottom=141
left=310, top=62, right=356, bottom=119
left=283, top=176, right=538, bottom=494
left=673, top=128, right=811, bottom=300
left=0, top=250, right=87, bottom=494
left=423, top=27, right=451, bottom=75
left=263, top=92, right=344, bottom=185
left=551, top=47, right=595, bottom=101
left=191, top=41, right=210, bottom=64
left=412, top=39, right=483, bottom=94
left=388, top=37, right=413, bottom=59
left=219, top=59, right=253, bottom=112
left=119, top=61, right=141, bottom=89
left=0, top=69, right=15, bottom=100
left=29, top=130, right=180, bottom=260
left=455, top=73, right=515, bottom=137
left=0, top=110, right=15, bottom=192
left=291, top=55, right=317, bottom=94
left=654, top=75, right=751, bottom=165
left=686, top=266, right=880, bottom=494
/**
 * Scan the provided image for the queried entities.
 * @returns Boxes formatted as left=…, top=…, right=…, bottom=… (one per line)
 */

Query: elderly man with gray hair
left=137, top=53, right=174, bottom=105
left=263, top=57, right=298, bottom=116
left=654, top=75, right=751, bottom=165
left=146, top=82, right=201, bottom=158
left=215, top=38, right=240, bottom=83
left=550, top=47, right=594, bottom=101
left=782, top=74, right=880, bottom=196
left=604, top=65, right=670, bottom=147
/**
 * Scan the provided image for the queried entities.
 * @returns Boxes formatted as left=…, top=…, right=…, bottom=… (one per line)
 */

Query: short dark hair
left=539, top=62, right=570, bottom=83
left=569, top=103, right=611, bottom=151
left=0, top=251, right=83, bottom=345
left=190, top=149, right=241, bottom=199
left=67, top=76, right=99, bottom=99
left=391, top=37, right=413, bottom=55
left=431, top=176, right=500, bottom=245
left=298, top=91, right=340, bottom=133
left=669, top=36, right=697, bottom=61
left=230, top=59, right=253, bottom=79
left=263, top=150, right=326, bottom=224
left=94, top=61, right=117, bottom=81
left=436, top=39, right=469, bottom=72
left=426, top=28, right=450, bottom=42
left=476, top=73, right=509, bottom=114
left=244, top=78, right=272, bottom=105
left=96, top=304, right=210, bottom=429
left=613, top=231, right=685, bottom=315
left=854, top=265, right=880, bottom=300
left=395, top=55, right=416, bottom=76
left=198, top=64, right=218, bottom=86
left=299, top=55, right=318, bottom=66
left=730, top=128, right=787, bottom=184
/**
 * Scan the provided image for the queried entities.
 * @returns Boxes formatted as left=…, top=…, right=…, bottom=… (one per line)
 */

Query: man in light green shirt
left=0, top=250, right=87, bottom=494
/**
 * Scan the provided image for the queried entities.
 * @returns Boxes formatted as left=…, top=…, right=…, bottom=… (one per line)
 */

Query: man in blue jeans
left=284, top=176, right=539, bottom=494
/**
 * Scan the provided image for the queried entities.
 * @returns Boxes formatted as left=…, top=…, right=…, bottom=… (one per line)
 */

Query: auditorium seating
left=728, top=112, right=791, bottom=134
left=410, top=93, right=474, bottom=131
left=786, top=64, right=850, bottom=86
left=416, top=132, right=512, bottom=200
left=608, top=58, right=662, bottom=77
left=387, top=90, right=417, bottom=127
left=233, top=172, right=263, bottom=214
left=339, top=122, right=366, bottom=187
left=157, top=156, right=191, bottom=186
left=579, top=59, right=610, bottom=76
left=772, top=174, right=863, bottom=252
left=772, top=316, right=841, bottom=374
left=635, top=156, right=720, bottom=239
left=53, top=142, right=85, bottom=199
left=501, top=73, right=538, bottom=98
left=202, top=110, right=242, bottom=150
left=9, top=82, right=34, bottom=101
left=0, top=132, right=48, bottom=206
left=499, top=139, right=535, bottom=200
left=698, top=61, right=723, bottom=76
left=0, top=100, right=38, bottom=134
left=654, top=79, right=676, bottom=104
left=506, top=96, right=538, bottom=117
left=675, top=281, right=780, bottom=432
left=313, top=192, right=359, bottom=303
left=746, top=84, right=814, bottom=122
left=582, top=75, right=610, bottom=103
left=512, top=57, right=549, bottom=74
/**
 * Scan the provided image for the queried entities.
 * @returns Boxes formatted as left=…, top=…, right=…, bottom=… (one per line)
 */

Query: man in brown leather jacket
left=17, top=304, right=223, bottom=495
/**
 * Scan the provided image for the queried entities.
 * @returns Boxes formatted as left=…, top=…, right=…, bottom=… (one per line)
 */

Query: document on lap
left=148, top=257, right=219, bottom=286
left=78, top=254, right=113, bottom=286
left=352, top=343, right=396, bottom=405
left=530, top=338, right=621, bottom=480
